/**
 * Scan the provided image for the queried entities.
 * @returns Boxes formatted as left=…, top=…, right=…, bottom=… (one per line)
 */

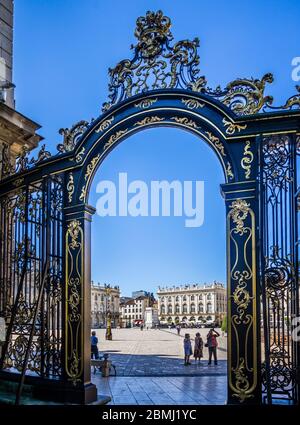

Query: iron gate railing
left=260, top=134, right=299, bottom=404
left=0, top=175, right=64, bottom=379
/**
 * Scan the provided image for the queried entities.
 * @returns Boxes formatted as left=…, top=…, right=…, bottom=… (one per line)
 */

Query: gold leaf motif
left=67, top=173, right=74, bottom=203
left=181, top=98, right=205, bottom=109
left=134, top=116, right=164, bottom=126
left=103, top=129, right=128, bottom=150
left=95, top=116, right=114, bottom=133
left=75, top=147, right=85, bottom=163
left=241, top=141, right=254, bottom=179
left=205, top=131, right=226, bottom=157
left=222, top=118, right=247, bottom=135
left=134, top=98, right=158, bottom=109
left=232, top=358, right=254, bottom=403
left=67, top=219, right=81, bottom=249
left=79, top=185, right=86, bottom=202
left=226, top=162, right=234, bottom=180
left=229, top=199, right=250, bottom=235
left=232, top=271, right=253, bottom=323
left=171, top=117, right=199, bottom=129
left=85, top=154, right=101, bottom=180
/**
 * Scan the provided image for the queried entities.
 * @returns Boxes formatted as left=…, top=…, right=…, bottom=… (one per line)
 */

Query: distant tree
left=221, top=315, right=227, bottom=333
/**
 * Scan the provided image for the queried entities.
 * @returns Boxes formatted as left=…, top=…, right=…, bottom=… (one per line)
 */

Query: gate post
left=63, top=203, right=97, bottom=404
left=221, top=181, right=261, bottom=404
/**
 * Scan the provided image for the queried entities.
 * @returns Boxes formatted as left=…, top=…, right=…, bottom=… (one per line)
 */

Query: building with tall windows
left=90, top=282, right=120, bottom=328
left=157, top=282, right=226, bottom=325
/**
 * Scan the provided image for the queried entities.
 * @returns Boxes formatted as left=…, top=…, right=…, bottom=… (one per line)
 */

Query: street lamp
left=104, top=284, right=112, bottom=340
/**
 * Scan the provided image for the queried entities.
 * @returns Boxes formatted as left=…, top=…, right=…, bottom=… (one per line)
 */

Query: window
left=207, top=293, right=212, bottom=301
left=168, top=296, right=172, bottom=302
left=199, top=294, right=203, bottom=300
left=168, top=305, right=173, bottom=314
left=183, top=304, right=187, bottom=314
left=207, top=302, right=212, bottom=313
left=175, top=296, right=179, bottom=302
left=161, top=305, right=165, bottom=315
left=198, top=303, right=204, bottom=313
left=190, top=303, right=195, bottom=313
left=175, top=304, right=180, bottom=313
left=183, top=295, right=187, bottom=302
left=161, top=297, right=165, bottom=302
left=191, top=295, right=195, bottom=301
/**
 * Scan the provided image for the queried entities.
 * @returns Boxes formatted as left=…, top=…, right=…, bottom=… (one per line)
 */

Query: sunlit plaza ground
left=92, top=327, right=227, bottom=405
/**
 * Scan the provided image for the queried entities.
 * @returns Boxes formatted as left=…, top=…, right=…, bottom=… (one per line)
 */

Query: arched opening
left=87, top=125, right=227, bottom=404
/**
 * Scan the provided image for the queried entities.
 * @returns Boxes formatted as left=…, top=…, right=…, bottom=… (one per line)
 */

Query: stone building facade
left=119, top=296, right=152, bottom=327
left=90, top=282, right=120, bottom=328
left=157, top=282, right=226, bottom=325
left=0, top=0, right=42, bottom=180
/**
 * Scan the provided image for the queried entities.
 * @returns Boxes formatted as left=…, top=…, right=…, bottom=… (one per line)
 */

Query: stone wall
left=0, top=0, right=14, bottom=107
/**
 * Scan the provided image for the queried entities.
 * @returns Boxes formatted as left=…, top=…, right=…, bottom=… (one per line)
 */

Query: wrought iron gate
left=0, top=10, right=299, bottom=405
left=260, top=135, right=299, bottom=404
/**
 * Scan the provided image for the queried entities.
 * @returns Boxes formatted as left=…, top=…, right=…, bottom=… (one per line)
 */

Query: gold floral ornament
left=205, top=74, right=274, bottom=116
left=102, top=10, right=206, bottom=111
left=222, top=118, right=247, bottom=135
left=229, top=199, right=250, bottom=235
left=181, top=98, right=205, bottom=109
left=57, top=120, right=89, bottom=153
left=241, top=141, right=254, bottom=179
left=67, top=219, right=81, bottom=249
left=171, top=117, right=199, bottom=129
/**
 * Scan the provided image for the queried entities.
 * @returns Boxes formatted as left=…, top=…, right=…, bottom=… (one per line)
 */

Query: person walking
left=91, top=331, right=99, bottom=359
left=184, top=333, right=192, bottom=365
left=206, top=328, right=220, bottom=365
left=176, top=324, right=181, bottom=336
left=194, top=332, right=203, bottom=363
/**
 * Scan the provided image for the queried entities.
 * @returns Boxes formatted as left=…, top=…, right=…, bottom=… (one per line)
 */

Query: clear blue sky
left=13, top=0, right=300, bottom=296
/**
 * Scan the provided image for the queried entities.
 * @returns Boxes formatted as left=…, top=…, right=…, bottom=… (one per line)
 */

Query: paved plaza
left=92, top=328, right=227, bottom=405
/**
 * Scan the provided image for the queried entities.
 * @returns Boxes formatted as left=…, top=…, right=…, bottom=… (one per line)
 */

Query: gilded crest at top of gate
left=102, top=10, right=300, bottom=116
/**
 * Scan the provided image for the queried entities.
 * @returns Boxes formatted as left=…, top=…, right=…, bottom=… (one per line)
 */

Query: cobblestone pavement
left=91, top=328, right=227, bottom=405
left=92, top=327, right=227, bottom=376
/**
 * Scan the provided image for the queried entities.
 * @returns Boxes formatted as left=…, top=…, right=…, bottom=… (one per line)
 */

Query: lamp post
left=104, top=284, right=112, bottom=340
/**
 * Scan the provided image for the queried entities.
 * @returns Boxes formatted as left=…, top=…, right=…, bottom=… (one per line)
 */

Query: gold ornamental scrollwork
left=228, top=198, right=257, bottom=402
left=103, top=129, right=128, bottom=150
left=67, top=173, right=75, bottom=204
left=84, top=154, right=101, bottom=180
left=95, top=116, right=114, bottom=133
left=134, top=116, right=164, bottom=127
left=241, top=141, right=254, bottom=179
left=229, top=199, right=250, bottom=235
left=134, top=98, right=158, bottom=109
left=79, top=153, right=101, bottom=202
left=205, top=131, right=226, bottom=157
left=226, top=162, right=234, bottom=181
left=75, top=147, right=85, bottom=163
left=181, top=98, right=205, bottom=110
left=232, top=358, right=254, bottom=403
left=222, top=118, right=247, bottom=135
left=65, top=219, right=84, bottom=386
left=171, top=117, right=199, bottom=129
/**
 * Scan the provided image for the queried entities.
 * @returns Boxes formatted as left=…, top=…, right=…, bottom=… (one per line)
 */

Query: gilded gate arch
left=0, top=10, right=299, bottom=405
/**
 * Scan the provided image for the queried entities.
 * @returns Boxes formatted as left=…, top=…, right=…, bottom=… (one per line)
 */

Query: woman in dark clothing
left=194, top=332, right=203, bottom=363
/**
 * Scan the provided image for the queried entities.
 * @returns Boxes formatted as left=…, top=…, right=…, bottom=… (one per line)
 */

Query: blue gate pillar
left=221, top=181, right=261, bottom=404
left=63, top=203, right=98, bottom=404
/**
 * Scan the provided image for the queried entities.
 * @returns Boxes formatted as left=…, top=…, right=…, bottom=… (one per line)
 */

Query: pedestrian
left=183, top=333, right=192, bottom=365
left=206, top=328, right=220, bottom=365
left=176, top=324, right=181, bottom=336
left=140, top=324, right=144, bottom=331
left=194, top=332, right=203, bottom=363
left=91, top=331, right=99, bottom=359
